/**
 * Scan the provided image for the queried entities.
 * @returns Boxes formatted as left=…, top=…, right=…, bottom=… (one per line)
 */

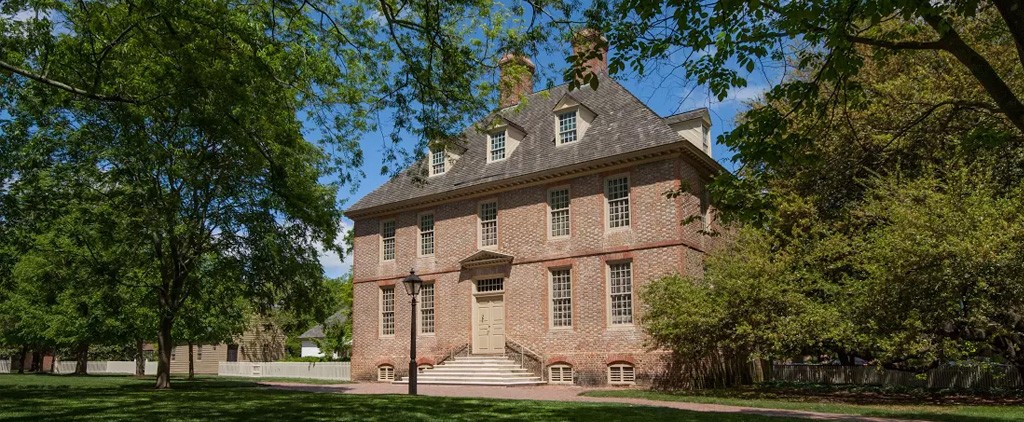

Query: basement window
left=378, top=365, right=395, bottom=382
left=608, top=363, right=635, bottom=385
left=549, top=364, right=574, bottom=384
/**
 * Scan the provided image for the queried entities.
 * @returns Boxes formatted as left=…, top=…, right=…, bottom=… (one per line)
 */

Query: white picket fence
left=53, top=360, right=140, bottom=375
left=0, top=358, right=10, bottom=374
left=219, top=362, right=351, bottom=381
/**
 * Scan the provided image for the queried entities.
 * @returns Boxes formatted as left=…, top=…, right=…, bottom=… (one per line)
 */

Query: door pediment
left=459, top=250, right=514, bottom=269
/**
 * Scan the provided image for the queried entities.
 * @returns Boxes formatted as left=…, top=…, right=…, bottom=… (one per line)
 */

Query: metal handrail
left=505, top=337, right=545, bottom=381
left=439, top=343, right=470, bottom=365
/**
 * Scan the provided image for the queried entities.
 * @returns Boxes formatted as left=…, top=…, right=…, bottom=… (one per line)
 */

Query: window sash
left=551, top=269, right=572, bottom=327
left=378, top=366, right=395, bottom=381
left=549, top=365, right=573, bottom=384
left=381, top=287, right=395, bottom=336
left=549, top=189, right=570, bottom=237
left=490, top=131, right=506, bottom=161
left=558, top=112, right=578, bottom=144
left=419, top=214, right=434, bottom=255
left=479, top=202, right=497, bottom=247
left=381, top=220, right=396, bottom=260
left=606, top=177, right=630, bottom=228
left=476, top=278, right=504, bottom=293
left=608, top=365, right=635, bottom=384
left=420, top=284, right=435, bottom=334
left=431, top=150, right=446, bottom=174
left=609, top=262, right=633, bottom=325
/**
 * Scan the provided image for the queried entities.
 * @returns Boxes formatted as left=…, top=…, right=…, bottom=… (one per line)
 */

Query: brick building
left=346, top=35, right=724, bottom=386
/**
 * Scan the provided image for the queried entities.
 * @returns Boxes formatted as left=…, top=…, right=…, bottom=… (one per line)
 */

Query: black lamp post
left=401, top=269, right=423, bottom=395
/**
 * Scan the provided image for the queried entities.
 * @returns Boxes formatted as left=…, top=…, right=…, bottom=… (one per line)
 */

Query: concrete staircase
left=394, top=355, right=545, bottom=386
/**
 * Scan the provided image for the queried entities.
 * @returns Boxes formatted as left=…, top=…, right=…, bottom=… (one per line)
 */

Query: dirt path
left=259, top=382, right=927, bottom=422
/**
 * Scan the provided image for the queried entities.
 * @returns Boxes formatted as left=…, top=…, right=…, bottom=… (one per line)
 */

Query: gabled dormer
left=427, top=144, right=462, bottom=177
left=486, top=117, right=525, bottom=163
left=552, top=94, right=596, bottom=146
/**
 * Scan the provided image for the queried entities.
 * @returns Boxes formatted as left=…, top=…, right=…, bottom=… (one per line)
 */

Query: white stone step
left=394, top=354, right=545, bottom=387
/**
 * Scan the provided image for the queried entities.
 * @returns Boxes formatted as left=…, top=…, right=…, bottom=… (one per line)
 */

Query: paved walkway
left=259, top=382, right=926, bottom=422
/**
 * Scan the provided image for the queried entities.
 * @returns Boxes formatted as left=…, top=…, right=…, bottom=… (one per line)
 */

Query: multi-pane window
left=609, top=262, right=633, bottom=325
left=606, top=176, right=630, bottom=228
left=489, top=130, right=506, bottom=161
left=378, top=365, right=395, bottom=381
left=476, top=278, right=504, bottom=293
left=479, top=202, right=497, bottom=247
left=551, top=269, right=572, bottom=328
left=558, top=111, right=578, bottom=144
left=419, top=214, right=435, bottom=256
left=701, top=190, right=711, bottom=232
left=549, top=364, right=574, bottom=384
left=608, top=363, right=635, bottom=384
left=381, top=220, right=396, bottom=261
left=381, top=287, right=395, bottom=336
left=431, top=150, right=446, bottom=175
left=549, top=189, right=570, bottom=237
left=420, top=284, right=435, bottom=334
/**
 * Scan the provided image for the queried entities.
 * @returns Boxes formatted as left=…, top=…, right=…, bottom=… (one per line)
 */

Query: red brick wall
left=350, top=157, right=718, bottom=385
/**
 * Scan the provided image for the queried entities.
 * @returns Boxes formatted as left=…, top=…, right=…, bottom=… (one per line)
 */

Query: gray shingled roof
left=347, top=76, right=719, bottom=215
left=299, top=311, right=348, bottom=339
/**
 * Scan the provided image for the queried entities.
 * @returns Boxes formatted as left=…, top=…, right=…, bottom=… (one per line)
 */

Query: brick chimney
left=498, top=53, right=535, bottom=108
left=571, top=28, right=608, bottom=76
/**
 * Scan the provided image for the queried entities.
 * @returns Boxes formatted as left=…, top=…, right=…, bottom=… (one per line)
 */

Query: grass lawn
left=583, top=387, right=1024, bottom=422
left=0, top=374, right=806, bottom=421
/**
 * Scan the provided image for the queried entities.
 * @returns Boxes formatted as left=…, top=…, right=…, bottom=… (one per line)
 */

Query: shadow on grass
left=0, top=375, right=802, bottom=422
left=582, top=388, right=1024, bottom=422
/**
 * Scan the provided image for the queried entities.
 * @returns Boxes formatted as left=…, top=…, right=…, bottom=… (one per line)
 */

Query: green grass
left=0, top=374, right=804, bottom=421
left=582, top=388, right=1024, bottom=422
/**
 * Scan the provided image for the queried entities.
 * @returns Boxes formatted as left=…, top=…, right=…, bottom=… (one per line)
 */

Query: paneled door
left=473, top=295, right=505, bottom=354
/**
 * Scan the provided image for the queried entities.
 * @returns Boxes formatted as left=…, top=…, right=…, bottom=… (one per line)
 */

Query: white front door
left=473, top=295, right=505, bottom=354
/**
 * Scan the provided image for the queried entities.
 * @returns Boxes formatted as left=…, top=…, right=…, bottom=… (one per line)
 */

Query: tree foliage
left=640, top=21, right=1024, bottom=376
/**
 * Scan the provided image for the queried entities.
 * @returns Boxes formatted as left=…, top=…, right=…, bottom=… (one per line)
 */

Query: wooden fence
left=218, top=362, right=351, bottom=381
left=53, top=360, right=139, bottom=375
left=0, top=358, right=10, bottom=374
left=772, top=364, right=1023, bottom=389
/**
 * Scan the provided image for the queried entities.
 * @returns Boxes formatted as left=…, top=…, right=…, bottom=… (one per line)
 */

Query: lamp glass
left=402, top=270, right=422, bottom=296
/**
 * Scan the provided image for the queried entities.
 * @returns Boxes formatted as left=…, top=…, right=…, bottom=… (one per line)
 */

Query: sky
left=319, top=36, right=778, bottom=279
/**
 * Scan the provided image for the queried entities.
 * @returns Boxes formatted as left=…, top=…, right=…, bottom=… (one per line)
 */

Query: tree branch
left=991, top=0, right=1024, bottom=72
left=0, top=59, right=139, bottom=104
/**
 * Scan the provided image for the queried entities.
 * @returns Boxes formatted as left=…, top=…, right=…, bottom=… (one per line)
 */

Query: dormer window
left=430, top=149, right=446, bottom=176
left=489, top=130, right=507, bottom=162
left=558, top=111, right=578, bottom=144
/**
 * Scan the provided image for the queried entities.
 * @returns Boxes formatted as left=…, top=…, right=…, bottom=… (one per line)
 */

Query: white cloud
left=318, top=220, right=353, bottom=278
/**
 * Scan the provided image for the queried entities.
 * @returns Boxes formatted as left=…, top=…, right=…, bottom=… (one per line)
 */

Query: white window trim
left=477, top=200, right=498, bottom=249
left=429, top=149, right=447, bottom=176
left=607, top=363, right=636, bottom=385
left=606, top=260, right=635, bottom=328
left=378, top=365, right=395, bottom=381
left=701, top=189, right=712, bottom=232
left=603, top=173, right=631, bottom=231
left=417, top=212, right=435, bottom=257
left=546, top=185, right=571, bottom=239
left=555, top=108, right=580, bottom=146
left=548, top=267, right=573, bottom=330
left=379, top=286, right=396, bottom=338
left=548, top=364, right=574, bottom=385
left=418, top=282, right=435, bottom=336
left=487, top=129, right=508, bottom=163
left=380, top=219, right=397, bottom=262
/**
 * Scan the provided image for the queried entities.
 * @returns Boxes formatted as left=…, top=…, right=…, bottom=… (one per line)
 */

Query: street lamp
left=401, top=269, right=423, bottom=395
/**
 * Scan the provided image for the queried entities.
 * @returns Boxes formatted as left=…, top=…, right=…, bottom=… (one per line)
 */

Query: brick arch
left=375, top=358, right=396, bottom=367
left=546, top=356, right=574, bottom=366
left=605, top=354, right=636, bottom=365
left=416, top=357, right=436, bottom=366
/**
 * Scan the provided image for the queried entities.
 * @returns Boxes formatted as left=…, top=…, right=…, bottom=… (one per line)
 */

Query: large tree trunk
left=188, top=342, right=195, bottom=380
left=135, top=340, right=145, bottom=376
left=73, top=343, right=89, bottom=375
left=16, top=345, right=27, bottom=374
left=155, top=314, right=174, bottom=389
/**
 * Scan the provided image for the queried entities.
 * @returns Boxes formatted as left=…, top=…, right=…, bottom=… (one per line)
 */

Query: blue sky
left=317, top=39, right=777, bottom=278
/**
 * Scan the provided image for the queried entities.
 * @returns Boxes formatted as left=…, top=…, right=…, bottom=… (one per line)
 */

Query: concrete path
left=259, top=382, right=927, bottom=422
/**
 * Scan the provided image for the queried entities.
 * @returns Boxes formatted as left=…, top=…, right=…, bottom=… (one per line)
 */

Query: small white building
left=298, top=311, right=348, bottom=358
